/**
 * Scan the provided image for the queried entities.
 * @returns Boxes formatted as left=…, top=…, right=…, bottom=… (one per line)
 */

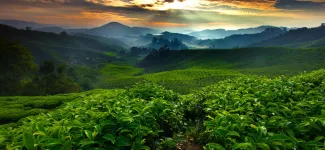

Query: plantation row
left=0, top=90, right=111, bottom=126
left=99, top=68, right=244, bottom=94
left=1, top=70, right=325, bottom=149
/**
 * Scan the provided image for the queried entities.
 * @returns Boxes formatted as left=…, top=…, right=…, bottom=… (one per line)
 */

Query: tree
left=0, top=39, right=37, bottom=95
left=25, top=27, right=32, bottom=30
left=26, top=61, right=80, bottom=95
left=159, top=45, right=170, bottom=52
left=39, top=60, right=55, bottom=75
left=60, top=31, right=68, bottom=36
left=152, top=37, right=158, bottom=43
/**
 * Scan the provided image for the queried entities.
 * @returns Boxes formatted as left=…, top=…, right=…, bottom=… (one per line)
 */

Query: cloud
left=275, top=0, right=325, bottom=11
left=0, top=0, right=325, bottom=29
left=206, top=0, right=277, bottom=10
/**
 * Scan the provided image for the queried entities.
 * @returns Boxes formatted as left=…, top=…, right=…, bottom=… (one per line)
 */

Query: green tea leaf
left=256, top=143, right=270, bottom=150
left=36, top=124, right=46, bottom=133
left=140, top=146, right=150, bottom=150
left=205, top=143, right=225, bottom=150
left=233, top=143, right=254, bottom=150
left=95, top=125, right=102, bottom=134
left=270, top=134, right=290, bottom=141
left=84, top=130, right=94, bottom=140
left=226, top=131, right=240, bottom=137
left=23, top=132, right=34, bottom=150
left=315, top=136, right=324, bottom=141
left=80, top=140, right=96, bottom=148
left=33, top=131, right=46, bottom=136
left=116, top=136, right=131, bottom=147
left=0, top=136, right=6, bottom=144
left=103, top=134, right=116, bottom=144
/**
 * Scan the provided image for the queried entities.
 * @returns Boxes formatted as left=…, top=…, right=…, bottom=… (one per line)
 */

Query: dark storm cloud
left=275, top=0, right=325, bottom=11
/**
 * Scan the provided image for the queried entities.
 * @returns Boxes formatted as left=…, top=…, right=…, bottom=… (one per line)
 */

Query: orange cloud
left=206, top=0, right=277, bottom=10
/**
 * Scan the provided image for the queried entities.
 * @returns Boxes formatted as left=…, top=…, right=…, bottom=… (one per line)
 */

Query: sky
left=0, top=0, right=325, bottom=30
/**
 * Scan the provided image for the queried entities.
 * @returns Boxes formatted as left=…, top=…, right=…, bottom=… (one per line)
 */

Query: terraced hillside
left=139, top=47, right=325, bottom=76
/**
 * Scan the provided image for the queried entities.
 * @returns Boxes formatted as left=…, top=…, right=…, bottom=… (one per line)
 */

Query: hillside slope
left=134, top=32, right=197, bottom=46
left=197, top=27, right=286, bottom=48
left=189, top=25, right=276, bottom=39
left=250, top=26, right=325, bottom=47
left=36, top=27, right=88, bottom=34
left=139, top=47, right=325, bottom=76
left=85, top=22, right=159, bottom=38
left=72, top=33, right=129, bottom=49
left=0, top=24, right=126, bottom=65
left=0, top=19, right=53, bottom=29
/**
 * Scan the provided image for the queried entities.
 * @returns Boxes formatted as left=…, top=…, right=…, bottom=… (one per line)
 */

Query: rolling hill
left=197, top=27, right=286, bottom=49
left=139, top=47, right=325, bottom=76
left=36, top=27, right=88, bottom=34
left=0, top=19, right=54, bottom=29
left=146, top=37, right=188, bottom=50
left=85, top=22, right=160, bottom=38
left=250, top=26, right=325, bottom=47
left=134, top=31, right=197, bottom=46
left=72, top=33, right=129, bottom=49
left=0, top=24, right=127, bottom=65
left=189, top=25, right=277, bottom=39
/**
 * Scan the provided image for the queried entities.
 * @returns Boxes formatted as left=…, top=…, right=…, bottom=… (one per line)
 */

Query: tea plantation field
left=1, top=69, right=325, bottom=149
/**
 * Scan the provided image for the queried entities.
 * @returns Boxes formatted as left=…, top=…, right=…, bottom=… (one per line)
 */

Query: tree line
left=0, top=39, right=82, bottom=96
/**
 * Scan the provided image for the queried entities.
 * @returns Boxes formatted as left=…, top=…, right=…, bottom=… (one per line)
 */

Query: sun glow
left=133, top=0, right=202, bottom=10
left=159, top=1, right=188, bottom=10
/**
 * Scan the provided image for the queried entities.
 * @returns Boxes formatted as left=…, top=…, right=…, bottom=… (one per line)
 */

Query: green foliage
left=0, top=90, right=108, bottom=125
left=126, top=82, right=179, bottom=101
left=100, top=68, right=243, bottom=94
left=67, top=65, right=100, bottom=90
left=2, top=67, right=325, bottom=149
left=139, top=47, right=325, bottom=77
left=0, top=85, right=184, bottom=149
left=104, top=52, right=116, bottom=57
left=0, top=24, right=128, bottom=66
left=0, top=39, right=37, bottom=95
left=100, top=64, right=144, bottom=76
left=183, top=69, right=325, bottom=149
left=25, top=61, right=80, bottom=95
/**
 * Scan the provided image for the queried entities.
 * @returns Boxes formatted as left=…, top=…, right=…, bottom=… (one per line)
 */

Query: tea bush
left=184, top=70, right=325, bottom=149
left=0, top=85, right=184, bottom=150
left=1, top=70, right=325, bottom=149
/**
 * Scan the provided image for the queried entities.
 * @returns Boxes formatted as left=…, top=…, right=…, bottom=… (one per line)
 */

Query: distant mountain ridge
left=250, top=26, right=325, bottom=48
left=0, top=19, right=55, bottom=29
left=134, top=31, right=197, bottom=46
left=0, top=20, right=160, bottom=39
left=36, top=27, right=88, bottom=34
left=85, top=22, right=160, bottom=39
left=0, top=24, right=126, bottom=65
left=197, top=27, right=287, bottom=49
left=147, top=36, right=188, bottom=50
left=189, top=26, right=277, bottom=39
